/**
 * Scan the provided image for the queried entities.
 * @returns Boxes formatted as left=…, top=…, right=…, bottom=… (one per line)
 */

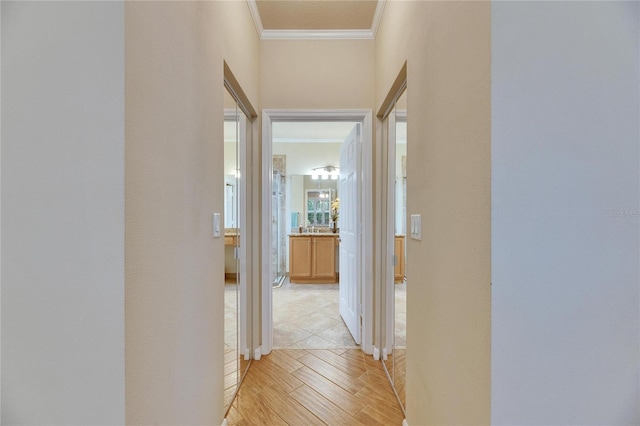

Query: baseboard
left=373, top=346, right=380, bottom=360
left=254, top=346, right=262, bottom=360
left=402, top=419, right=408, bottom=426
left=382, top=347, right=388, bottom=360
left=243, top=347, right=250, bottom=360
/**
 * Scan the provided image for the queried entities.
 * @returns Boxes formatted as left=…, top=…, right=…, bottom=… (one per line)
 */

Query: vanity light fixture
left=311, top=166, right=339, bottom=180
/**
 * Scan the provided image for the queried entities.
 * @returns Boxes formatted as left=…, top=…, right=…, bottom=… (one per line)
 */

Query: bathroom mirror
left=393, top=89, right=407, bottom=409
left=223, top=84, right=251, bottom=411
left=223, top=87, right=239, bottom=410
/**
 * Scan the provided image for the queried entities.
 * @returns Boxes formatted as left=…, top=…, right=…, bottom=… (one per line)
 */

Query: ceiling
left=248, top=0, right=385, bottom=39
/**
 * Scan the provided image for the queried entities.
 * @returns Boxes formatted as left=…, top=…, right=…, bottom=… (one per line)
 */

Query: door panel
left=339, top=124, right=362, bottom=344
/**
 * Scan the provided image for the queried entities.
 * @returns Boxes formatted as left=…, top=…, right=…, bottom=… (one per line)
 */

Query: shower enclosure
left=272, top=168, right=287, bottom=287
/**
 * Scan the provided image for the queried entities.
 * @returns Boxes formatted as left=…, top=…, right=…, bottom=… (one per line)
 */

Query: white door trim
left=261, top=109, right=374, bottom=355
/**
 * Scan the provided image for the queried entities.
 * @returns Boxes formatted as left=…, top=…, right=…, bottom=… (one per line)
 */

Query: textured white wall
left=376, top=2, right=492, bottom=424
left=125, top=2, right=259, bottom=423
left=261, top=39, right=375, bottom=109
left=272, top=142, right=341, bottom=176
left=492, top=2, right=640, bottom=424
left=1, top=2, right=125, bottom=423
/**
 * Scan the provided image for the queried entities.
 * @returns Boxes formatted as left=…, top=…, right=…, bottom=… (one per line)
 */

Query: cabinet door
left=290, top=236, right=312, bottom=279
left=313, top=237, right=336, bottom=281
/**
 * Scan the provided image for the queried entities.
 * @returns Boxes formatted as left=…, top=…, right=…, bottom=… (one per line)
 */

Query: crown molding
left=371, top=0, right=386, bottom=37
left=246, top=0, right=384, bottom=41
left=247, top=0, right=264, bottom=38
left=261, top=29, right=374, bottom=40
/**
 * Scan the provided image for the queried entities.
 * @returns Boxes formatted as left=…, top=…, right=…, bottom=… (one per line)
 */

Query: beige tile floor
left=224, top=282, right=238, bottom=350
left=395, top=281, right=406, bottom=348
left=225, top=277, right=407, bottom=350
left=273, top=279, right=359, bottom=349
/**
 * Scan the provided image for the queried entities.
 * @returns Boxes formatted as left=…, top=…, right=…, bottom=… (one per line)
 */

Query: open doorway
left=260, top=111, right=373, bottom=358
left=271, top=121, right=358, bottom=350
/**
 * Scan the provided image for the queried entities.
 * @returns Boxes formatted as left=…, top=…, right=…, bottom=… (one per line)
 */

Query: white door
left=339, top=124, right=362, bottom=344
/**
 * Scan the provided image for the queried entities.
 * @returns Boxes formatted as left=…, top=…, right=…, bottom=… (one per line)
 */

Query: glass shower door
left=272, top=170, right=287, bottom=287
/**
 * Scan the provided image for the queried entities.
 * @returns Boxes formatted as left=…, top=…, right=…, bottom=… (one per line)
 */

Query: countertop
left=288, top=233, right=339, bottom=237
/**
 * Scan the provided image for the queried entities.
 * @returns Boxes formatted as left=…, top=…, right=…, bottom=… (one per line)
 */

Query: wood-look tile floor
left=226, top=349, right=405, bottom=425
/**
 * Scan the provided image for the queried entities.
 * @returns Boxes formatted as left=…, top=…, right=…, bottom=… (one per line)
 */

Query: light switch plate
left=213, top=213, right=221, bottom=238
left=410, top=214, right=422, bottom=240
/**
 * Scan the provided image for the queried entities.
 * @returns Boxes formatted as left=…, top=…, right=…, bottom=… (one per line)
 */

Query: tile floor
left=273, top=279, right=359, bottom=349
left=394, top=281, right=406, bottom=348
left=225, top=277, right=407, bottom=350
left=224, top=282, right=238, bottom=350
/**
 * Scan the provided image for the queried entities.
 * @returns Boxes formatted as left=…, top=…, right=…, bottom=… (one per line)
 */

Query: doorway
left=259, top=110, right=373, bottom=358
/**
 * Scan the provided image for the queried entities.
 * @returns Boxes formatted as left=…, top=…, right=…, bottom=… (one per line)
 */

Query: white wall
left=289, top=175, right=305, bottom=229
left=272, top=142, right=341, bottom=175
left=261, top=39, right=374, bottom=109
left=1, top=2, right=125, bottom=423
left=492, top=2, right=640, bottom=424
left=376, top=3, right=492, bottom=423
left=125, top=2, right=259, bottom=423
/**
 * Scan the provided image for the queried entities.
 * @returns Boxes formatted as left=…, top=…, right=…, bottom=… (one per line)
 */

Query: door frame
left=259, top=109, right=374, bottom=357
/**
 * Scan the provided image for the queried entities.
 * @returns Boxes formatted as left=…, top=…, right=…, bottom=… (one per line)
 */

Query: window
left=306, top=189, right=332, bottom=226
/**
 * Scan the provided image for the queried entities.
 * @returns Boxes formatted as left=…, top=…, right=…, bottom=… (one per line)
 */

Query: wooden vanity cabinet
left=289, top=235, right=338, bottom=283
left=289, top=236, right=313, bottom=279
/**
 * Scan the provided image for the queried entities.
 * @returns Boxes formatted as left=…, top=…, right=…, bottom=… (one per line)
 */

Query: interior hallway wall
left=1, top=2, right=125, bottom=423
left=375, top=2, right=492, bottom=424
left=125, top=1, right=259, bottom=423
left=491, top=2, right=640, bottom=424
left=260, top=39, right=375, bottom=109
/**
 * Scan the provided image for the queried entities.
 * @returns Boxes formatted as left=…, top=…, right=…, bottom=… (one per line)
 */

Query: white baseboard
left=243, top=347, right=250, bottom=360
left=382, top=347, right=388, bottom=360
left=254, top=346, right=262, bottom=360
left=221, top=419, right=229, bottom=426
left=402, top=419, right=408, bottom=426
left=373, top=346, right=380, bottom=360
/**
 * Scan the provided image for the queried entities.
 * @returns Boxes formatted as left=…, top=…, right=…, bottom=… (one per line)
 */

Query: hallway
left=226, top=349, right=404, bottom=425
